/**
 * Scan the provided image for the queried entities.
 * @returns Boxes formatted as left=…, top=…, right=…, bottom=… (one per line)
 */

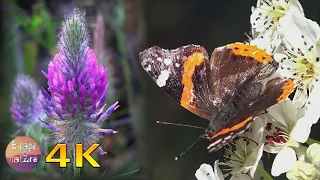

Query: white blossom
left=195, top=161, right=224, bottom=180
left=220, top=117, right=265, bottom=179
left=250, top=0, right=304, bottom=53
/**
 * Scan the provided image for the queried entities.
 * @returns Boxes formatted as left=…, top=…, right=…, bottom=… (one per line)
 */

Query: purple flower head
left=10, top=74, right=40, bottom=126
left=40, top=8, right=118, bottom=152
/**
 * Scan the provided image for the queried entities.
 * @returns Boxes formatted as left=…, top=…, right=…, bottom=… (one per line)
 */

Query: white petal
left=291, top=117, right=312, bottom=143
left=249, top=117, right=265, bottom=145
left=288, top=0, right=304, bottom=15
left=274, top=53, right=288, bottom=62
left=267, top=99, right=297, bottom=127
left=271, top=147, right=297, bottom=176
left=292, top=89, right=308, bottom=108
left=196, top=164, right=216, bottom=180
left=250, top=8, right=268, bottom=32
left=297, top=16, right=320, bottom=45
left=238, top=166, right=252, bottom=174
left=279, top=13, right=320, bottom=54
left=263, top=143, right=282, bottom=154
left=304, top=80, right=320, bottom=124
left=279, top=13, right=306, bottom=53
left=251, top=36, right=270, bottom=49
left=214, top=160, right=224, bottom=180
left=251, top=6, right=256, bottom=13
left=256, top=0, right=262, bottom=7
left=245, top=143, right=264, bottom=178
left=252, top=28, right=282, bottom=54
left=274, top=53, right=295, bottom=78
left=296, top=105, right=307, bottom=120
left=230, top=173, right=251, bottom=180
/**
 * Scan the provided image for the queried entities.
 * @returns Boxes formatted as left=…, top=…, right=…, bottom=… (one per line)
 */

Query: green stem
left=114, top=1, right=135, bottom=109
left=74, top=166, right=80, bottom=178
left=66, top=163, right=73, bottom=179
left=257, top=164, right=273, bottom=180
left=73, top=143, right=81, bottom=178
left=306, top=138, right=320, bottom=145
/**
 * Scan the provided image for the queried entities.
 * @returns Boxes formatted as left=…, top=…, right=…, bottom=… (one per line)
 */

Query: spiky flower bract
left=10, top=74, right=40, bottom=129
left=40, top=8, right=119, bottom=174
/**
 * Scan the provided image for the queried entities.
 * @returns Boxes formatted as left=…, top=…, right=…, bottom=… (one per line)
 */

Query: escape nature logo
left=5, top=136, right=41, bottom=172
left=6, top=136, right=101, bottom=172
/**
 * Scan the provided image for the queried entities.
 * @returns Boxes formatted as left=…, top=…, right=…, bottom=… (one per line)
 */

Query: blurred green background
left=1, top=0, right=320, bottom=180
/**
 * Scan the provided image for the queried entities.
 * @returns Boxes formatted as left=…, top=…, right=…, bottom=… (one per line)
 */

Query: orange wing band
left=227, top=43, right=273, bottom=63
left=210, top=116, right=253, bottom=140
left=277, top=79, right=295, bottom=102
left=180, top=52, right=204, bottom=110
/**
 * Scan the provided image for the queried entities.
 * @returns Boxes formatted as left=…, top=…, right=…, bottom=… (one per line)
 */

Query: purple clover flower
left=40, top=8, right=119, bottom=155
left=10, top=74, right=40, bottom=127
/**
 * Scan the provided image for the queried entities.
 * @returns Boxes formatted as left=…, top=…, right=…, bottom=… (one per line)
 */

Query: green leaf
left=30, top=16, right=42, bottom=32
left=43, top=13, right=56, bottom=52
left=23, top=40, right=38, bottom=76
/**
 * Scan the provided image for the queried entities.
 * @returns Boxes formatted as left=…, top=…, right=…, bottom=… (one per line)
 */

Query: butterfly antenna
left=175, top=137, right=202, bottom=161
left=156, top=121, right=206, bottom=130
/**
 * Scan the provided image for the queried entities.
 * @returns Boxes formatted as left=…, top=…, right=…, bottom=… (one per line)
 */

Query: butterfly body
left=139, top=43, right=294, bottom=152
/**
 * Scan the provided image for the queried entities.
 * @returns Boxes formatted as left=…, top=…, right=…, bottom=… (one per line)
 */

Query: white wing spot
left=156, top=70, right=170, bottom=87
left=145, top=64, right=151, bottom=72
left=164, top=58, right=171, bottom=65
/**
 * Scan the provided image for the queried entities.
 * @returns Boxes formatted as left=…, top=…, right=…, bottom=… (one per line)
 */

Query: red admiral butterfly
left=139, top=42, right=294, bottom=152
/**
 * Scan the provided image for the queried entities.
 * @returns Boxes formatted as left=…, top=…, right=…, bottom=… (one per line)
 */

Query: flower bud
left=10, top=74, right=40, bottom=127
left=306, top=143, right=320, bottom=166
left=286, top=161, right=320, bottom=180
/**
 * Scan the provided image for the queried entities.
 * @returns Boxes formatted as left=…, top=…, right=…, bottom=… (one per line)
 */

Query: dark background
left=1, top=0, right=320, bottom=180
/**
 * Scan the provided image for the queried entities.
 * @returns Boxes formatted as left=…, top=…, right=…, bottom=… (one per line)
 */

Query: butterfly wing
left=139, top=43, right=295, bottom=152
left=139, top=45, right=217, bottom=120
left=205, top=43, right=295, bottom=152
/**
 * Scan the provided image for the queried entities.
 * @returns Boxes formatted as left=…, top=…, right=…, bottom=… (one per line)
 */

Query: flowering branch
left=307, top=138, right=320, bottom=146
left=196, top=0, right=320, bottom=179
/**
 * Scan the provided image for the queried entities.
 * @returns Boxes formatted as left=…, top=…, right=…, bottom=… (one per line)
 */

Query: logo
left=45, top=144, right=100, bottom=168
left=5, top=136, right=41, bottom=172
left=139, top=42, right=294, bottom=152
